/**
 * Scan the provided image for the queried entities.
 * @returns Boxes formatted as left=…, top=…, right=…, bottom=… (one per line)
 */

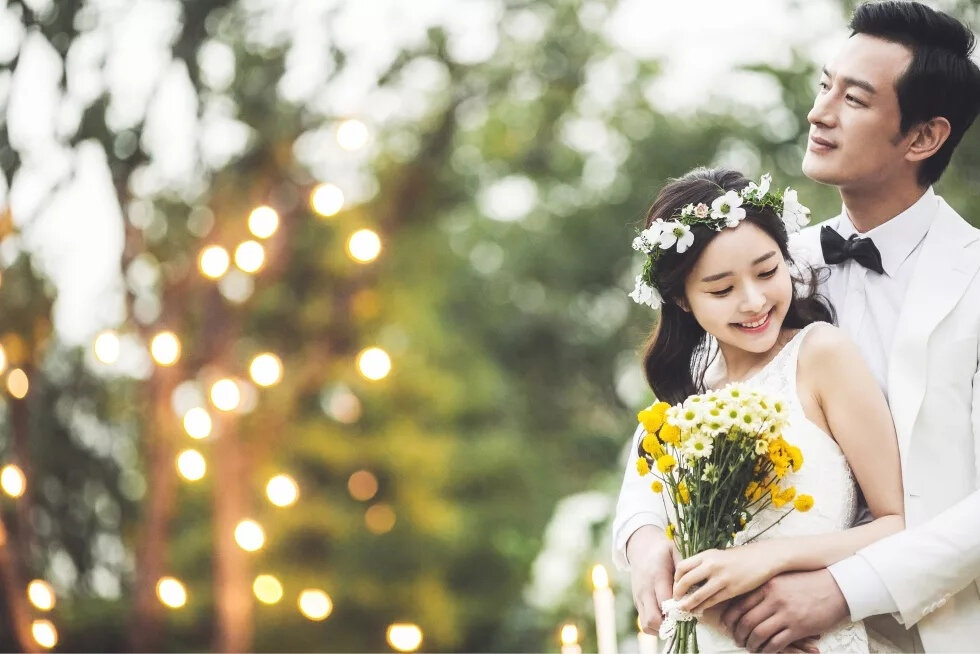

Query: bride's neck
left=717, top=330, right=794, bottom=382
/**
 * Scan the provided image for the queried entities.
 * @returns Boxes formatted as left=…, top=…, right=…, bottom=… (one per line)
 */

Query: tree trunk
left=211, top=410, right=252, bottom=652
left=129, top=365, right=181, bottom=651
left=0, top=517, right=40, bottom=652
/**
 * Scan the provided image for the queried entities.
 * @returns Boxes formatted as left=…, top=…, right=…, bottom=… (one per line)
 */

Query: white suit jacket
left=612, top=196, right=980, bottom=652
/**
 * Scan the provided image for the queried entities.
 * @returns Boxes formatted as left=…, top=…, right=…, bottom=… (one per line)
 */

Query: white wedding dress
left=695, top=323, right=898, bottom=653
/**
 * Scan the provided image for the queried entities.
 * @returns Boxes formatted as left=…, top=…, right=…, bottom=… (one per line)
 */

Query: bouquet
left=635, top=384, right=814, bottom=653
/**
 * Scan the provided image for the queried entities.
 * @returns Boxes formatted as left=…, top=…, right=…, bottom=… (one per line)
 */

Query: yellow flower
left=794, top=494, right=814, bottom=512
left=744, top=481, right=759, bottom=498
left=788, top=446, right=803, bottom=471
left=739, top=513, right=747, bottom=527
left=779, top=486, right=797, bottom=503
left=659, top=423, right=681, bottom=444
left=636, top=457, right=650, bottom=476
left=656, top=454, right=677, bottom=474
left=641, top=433, right=664, bottom=457
left=771, top=487, right=787, bottom=508
left=665, top=523, right=675, bottom=540
left=676, top=481, right=690, bottom=505
left=638, top=402, right=670, bottom=433
left=651, top=480, right=663, bottom=493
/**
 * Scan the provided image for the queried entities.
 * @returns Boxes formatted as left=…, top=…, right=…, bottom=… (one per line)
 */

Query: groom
left=614, top=2, right=980, bottom=652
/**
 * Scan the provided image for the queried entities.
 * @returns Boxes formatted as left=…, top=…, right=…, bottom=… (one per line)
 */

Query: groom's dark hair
left=850, top=1, right=980, bottom=186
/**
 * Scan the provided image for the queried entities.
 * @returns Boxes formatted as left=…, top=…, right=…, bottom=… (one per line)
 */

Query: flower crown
left=628, top=174, right=811, bottom=309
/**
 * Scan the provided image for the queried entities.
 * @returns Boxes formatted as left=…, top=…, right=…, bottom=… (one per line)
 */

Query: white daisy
left=781, top=188, right=811, bottom=233
left=658, top=221, right=694, bottom=253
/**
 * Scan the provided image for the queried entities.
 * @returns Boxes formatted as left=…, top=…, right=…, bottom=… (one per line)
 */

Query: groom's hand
left=627, top=525, right=679, bottom=634
left=721, top=569, right=848, bottom=653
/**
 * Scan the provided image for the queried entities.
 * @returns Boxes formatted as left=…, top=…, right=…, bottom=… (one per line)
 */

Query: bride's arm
left=672, top=324, right=904, bottom=612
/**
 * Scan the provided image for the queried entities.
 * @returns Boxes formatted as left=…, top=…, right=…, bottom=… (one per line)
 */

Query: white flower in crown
left=629, top=275, right=662, bottom=309
left=781, top=188, right=811, bottom=233
left=633, top=221, right=668, bottom=254
left=658, top=221, right=695, bottom=253
left=742, top=173, right=772, bottom=200
left=711, top=190, right=746, bottom=227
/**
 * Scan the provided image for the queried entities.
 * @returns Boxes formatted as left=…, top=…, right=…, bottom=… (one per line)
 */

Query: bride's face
left=682, top=222, right=792, bottom=354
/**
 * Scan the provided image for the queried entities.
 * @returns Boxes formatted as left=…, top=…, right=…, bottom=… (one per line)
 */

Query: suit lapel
left=887, top=201, right=980, bottom=460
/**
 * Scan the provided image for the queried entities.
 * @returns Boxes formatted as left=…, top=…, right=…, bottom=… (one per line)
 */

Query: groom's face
left=802, top=34, right=914, bottom=189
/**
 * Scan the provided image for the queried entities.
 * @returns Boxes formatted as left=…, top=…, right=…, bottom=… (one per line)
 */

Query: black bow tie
left=820, top=225, right=884, bottom=274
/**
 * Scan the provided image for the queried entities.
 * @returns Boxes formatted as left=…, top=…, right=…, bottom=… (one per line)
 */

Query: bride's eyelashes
left=706, top=267, right=779, bottom=297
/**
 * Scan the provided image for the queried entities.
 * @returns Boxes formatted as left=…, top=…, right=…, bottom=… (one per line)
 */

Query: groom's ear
left=904, top=116, right=952, bottom=163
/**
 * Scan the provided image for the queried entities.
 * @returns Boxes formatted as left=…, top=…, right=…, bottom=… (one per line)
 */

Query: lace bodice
left=696, top=323, right=875, bottom=653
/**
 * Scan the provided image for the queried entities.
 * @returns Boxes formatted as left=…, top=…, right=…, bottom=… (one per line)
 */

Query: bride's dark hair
left=639, top=167, right=834, bottom=405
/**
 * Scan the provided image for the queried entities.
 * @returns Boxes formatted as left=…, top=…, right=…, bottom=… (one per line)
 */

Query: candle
left=559, top=623, right=582, bottom=654
left=637, top=616, right=659, bottom=654
left=591, top=565, right=618, bottom=654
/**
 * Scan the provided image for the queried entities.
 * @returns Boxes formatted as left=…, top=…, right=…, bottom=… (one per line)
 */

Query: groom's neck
left=838, top=179, right=929, bottom=233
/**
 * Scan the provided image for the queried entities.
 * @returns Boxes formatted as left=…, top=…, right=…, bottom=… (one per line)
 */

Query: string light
left=253, top=574, right=283, bottom=604
left=27, top=580, right=55, bottom=611
left=199, top=245, right=230, bottom=279
left=210, top=379, right=241, bottom=411
left=336, top=119, right=370, bottom=151
left=248, top=206, right=280, bottom=239
left=150, top=331, right=181, bottom=366
left=310, top=183, right=344, bottom=217
left=0, top=464, right=26, bottom=498
left=266, top=474, right=299, bottom=507
left=249, top=353, right=282, bottom=387
left=234, top=240, right=265, bottom=274
left=357, top=347, right=391, bottom=381
left=386, top=623, right=423, bottom=652
left=347, top=229, right=382, bottom=263
left=347, top=470, right=378, bottom=501
left=94, top=331, right=120, bottom=364
left=298, top=589, right=333, bottom=621
left=183, top=408, right=212, bottom=439
left=234, top=519, right=265, bottom=552
left=156, top=577, right=187, bottom=608
left=176, top=449, right=206, bottom=481
left=6, top=368, right=28, bottom=399
left=31, top=620, right=57, bottom=649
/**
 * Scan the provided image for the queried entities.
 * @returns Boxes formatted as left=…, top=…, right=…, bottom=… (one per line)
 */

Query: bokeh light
left=150, top=331, right=181, bottom=366
left=27, top=580, right=55, bottom=611
left=365, top=503, right=396, bottom=534
left=560, top=624, right=579, bottom=646
left=199, top=245, right=230, bottom=279
left=387, top=623, right=423, bottom=652
left=253, top=574, right=283, bottom=605
left=210, top=378, right=241, bottom=411
left=347, top=470, right=378, bottom=501
left=176, top=449, right=206, bottom=481
left=591, top=564, right=609, bottom=590
left=6, top=368, right=28, bottom=399
left=234, top=240, right=265, bottom=273
left=347, top=229, right=382, bottom=263
left=336, top=118, right=370, bottom=151
left=157, top=577, right=187, bottom=608
left=0, top=343, right=7, bottom=375
left=356, top=347, right=391, bottom=381
left=248, top=206, right=279, bottom=239
left=234, top=519, right=265, bottom=552
left=94, top=331, right=120, bottom=364
left=0, top=464, right=26, bottom=498
left=310, top=183, right=344, bottom=217
left=31, top=620, right=57, bottom=649
left=249, top=353, right=282, bottom=387
left=298, top=589, right=333, bottom=621
left=183, top=408, right=212, bottom=439
left=266, top=474, right=299, bottom=507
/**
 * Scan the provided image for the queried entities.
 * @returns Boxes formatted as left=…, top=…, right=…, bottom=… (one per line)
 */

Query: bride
left=621, top=167, right=903, bottom=653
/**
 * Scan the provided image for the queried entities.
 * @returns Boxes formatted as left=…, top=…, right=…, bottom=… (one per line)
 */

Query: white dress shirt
left=822, top=187, right=938, bottom=622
